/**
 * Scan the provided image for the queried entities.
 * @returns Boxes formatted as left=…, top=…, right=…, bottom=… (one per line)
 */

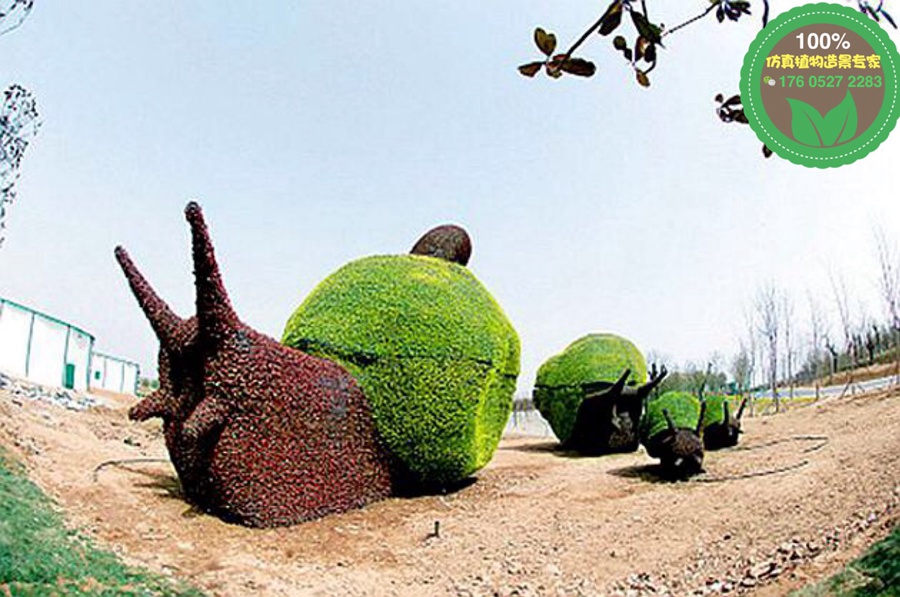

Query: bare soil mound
left=0, top=388, right=897, bottom=597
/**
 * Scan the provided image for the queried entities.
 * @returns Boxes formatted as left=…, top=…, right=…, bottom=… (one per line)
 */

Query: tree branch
left=663, top=1, right=720, bottom=38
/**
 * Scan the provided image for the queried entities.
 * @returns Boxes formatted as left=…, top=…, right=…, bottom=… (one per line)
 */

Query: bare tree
left=829, top=269, right=855, bottom=367
left=873, top=225, right=900, bottom=385
left=0, top=1, right=40, bottom=246
left=824, top=334, right=839, bottom=383
left=808, top=293, right=826, bottom=400
left=731, top=340, right=754, bottom=402
left=756, top=284, right=780, bottom=413
left=0, top=85, right=40, bottom=245
left=742, top=308, right=760, bottom=416
left=782, top=293, right=795, bottom=404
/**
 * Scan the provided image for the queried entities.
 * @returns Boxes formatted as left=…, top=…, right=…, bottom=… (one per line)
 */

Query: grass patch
left=0, top=449, right=204, bottom=596
left=791, top=524, right=899, bottom=597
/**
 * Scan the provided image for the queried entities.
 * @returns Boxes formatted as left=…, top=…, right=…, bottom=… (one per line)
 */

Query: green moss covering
left=701, top=394, right=736, bottom=428
left=533, top=333, right=647, bottom=442
left=641, top=391, right=702, bottom=442
left=282, top=254, right=519, bottom=485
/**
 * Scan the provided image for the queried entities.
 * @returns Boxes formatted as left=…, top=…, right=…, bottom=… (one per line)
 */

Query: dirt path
left=0, top=387, right=897, bottom=597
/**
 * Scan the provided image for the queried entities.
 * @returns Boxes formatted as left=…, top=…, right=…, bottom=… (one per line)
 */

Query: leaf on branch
left=613, top=35, right=627, bottom=50
left=518, top=61, right=544, bottom=77
left=731, top=1, right=752, bottom=14
left=716, top=6, right=725, bottom=23
left=881, top=8, right=898, bottom=28
left=635, top=69, right=651, bottom=87
left=762, top=144, right=773, bottom=158
left=560, top=58, right=597, bottom=77
left=724, top=94, right=742, bottom=107
left=635, top=36, right=657, bottom=63
left=545, top=61, right=564, bottom=78
left=598, top=1, right=624, bottom=36
left=715, top=92, right=749, bottom=123
left=534, top=27, right=557, bottom=56
left=630, top=10, right=663, bottom=46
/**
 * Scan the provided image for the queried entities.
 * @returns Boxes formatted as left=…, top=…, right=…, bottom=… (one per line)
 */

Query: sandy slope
left=0, top=388, right=897, bottom=597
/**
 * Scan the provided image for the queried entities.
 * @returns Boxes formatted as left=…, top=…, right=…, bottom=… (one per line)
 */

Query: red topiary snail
left=116, top=203, right=393, bottom=528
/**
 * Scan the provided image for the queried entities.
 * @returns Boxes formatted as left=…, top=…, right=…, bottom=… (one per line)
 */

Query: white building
left=0, top=297, right=94, bottom=391
left=90, top=352, right=140, bottom=395
left=0, top=296, right=140, bottom=395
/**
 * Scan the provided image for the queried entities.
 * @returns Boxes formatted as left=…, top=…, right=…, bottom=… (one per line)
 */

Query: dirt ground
left=0, top=387, right=897, bottom=597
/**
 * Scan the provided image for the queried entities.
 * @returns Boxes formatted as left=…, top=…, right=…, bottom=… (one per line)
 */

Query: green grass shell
left=641, top=391, right=702, bottom=442
left=700, top=394, right=736, bottom=428
left=533, top=333, right=648, bottom=442
left=281, top=254, right=520, bottom=485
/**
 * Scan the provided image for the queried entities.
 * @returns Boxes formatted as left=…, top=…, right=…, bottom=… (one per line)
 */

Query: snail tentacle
left=114, top=246, right=184, bottom=347
left=185, top=202, right=239, bottom=342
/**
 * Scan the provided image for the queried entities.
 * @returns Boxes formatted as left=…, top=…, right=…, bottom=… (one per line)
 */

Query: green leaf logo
left=786, top=92, right=858, bottom=147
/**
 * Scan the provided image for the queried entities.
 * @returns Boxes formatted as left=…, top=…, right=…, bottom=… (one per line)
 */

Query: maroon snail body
left=116, top=203, right=393, bottom=527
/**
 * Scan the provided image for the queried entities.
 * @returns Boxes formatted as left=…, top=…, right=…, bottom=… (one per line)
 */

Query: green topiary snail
left=640, top=391, right=707, bottom=480
left=532, top=333, right=666, bottom=455
left=700, top=394, right=747, bottom=451
left=282, top=226, right=520, bottom=487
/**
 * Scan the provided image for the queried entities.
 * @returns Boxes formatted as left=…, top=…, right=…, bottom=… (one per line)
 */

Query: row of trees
left=726, top=228, right=900, bottom=414
left=647, top=228, right=900, bottom=416
left=0, top=0, right=40, bottom=247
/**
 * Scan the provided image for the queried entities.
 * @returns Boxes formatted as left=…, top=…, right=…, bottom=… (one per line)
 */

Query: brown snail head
left=116, top=202, right=393, bottom=527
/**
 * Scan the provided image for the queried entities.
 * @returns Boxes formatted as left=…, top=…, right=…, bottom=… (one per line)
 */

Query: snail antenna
left=663, top=409, right=676, bottom=432
left=696, top=400, right=707, bottom=436
left=115, top=246, right=183, bottom=348
left=185, top=202, right=238, bottom=340
left=736, top=397, right=748, bottom=420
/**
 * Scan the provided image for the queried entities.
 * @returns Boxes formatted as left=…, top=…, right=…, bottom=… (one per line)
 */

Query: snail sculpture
left=117, top=202, right=518, bottom=526
left=700, top=394, right=747, bottom=451
left=533, top=333, right=666, bottom=455
left=640, top=391, right=707, bottom=480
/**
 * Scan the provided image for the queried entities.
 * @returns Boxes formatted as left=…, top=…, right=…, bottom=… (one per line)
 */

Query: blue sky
left=1, top=2, right=898, bottom=390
